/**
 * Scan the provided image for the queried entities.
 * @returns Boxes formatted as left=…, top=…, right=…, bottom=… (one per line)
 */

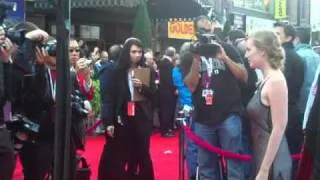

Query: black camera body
left=44, top=42, right=56, bottom=57
left=190, top=30, right=220, bottom=55
left=71, top=90, right=89, bottom=121
left=37, top=41, right=56, bottom=57
left=6, top=114, right=40, bottom=142
left=5, top=28, right=25, bottom=45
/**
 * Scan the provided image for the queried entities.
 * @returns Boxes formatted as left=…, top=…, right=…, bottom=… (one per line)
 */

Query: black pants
left=286, top=120, right=304, bottom=180
left=126, top=119, right=154, bottom=180
left=20, top=141, right=53, bottom=180
left=0, top=129, right=15, bottom=180
left=98, top=128, right=127, bottom=180
left=20, top=140, right=78, bottom=180
left=98, top=115, right=154, bottom=180
left=159, top=96, right=176, bottom=134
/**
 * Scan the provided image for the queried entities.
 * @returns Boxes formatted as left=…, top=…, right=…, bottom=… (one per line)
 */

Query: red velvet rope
left=85, top=120, right=302, bottom=161
left=183, top=126, right=302, bottom=161
left=85, top=119, right=103, bottom=134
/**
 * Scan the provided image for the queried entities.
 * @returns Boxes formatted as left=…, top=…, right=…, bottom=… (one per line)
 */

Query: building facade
left=26, top=0, right=146, bottom=50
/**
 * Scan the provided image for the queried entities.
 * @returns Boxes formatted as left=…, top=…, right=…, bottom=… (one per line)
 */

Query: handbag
left=76, top=156, right=91, bottom=180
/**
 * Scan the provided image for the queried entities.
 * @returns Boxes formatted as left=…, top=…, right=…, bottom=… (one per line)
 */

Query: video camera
left=6, top=114, right=39, bottom=139
left=5, top=113, right=40, bottom=152
left=71, top=90, right=89, bottom=121
left=36, top=40, right=57, bottom=57
left=190, top=28, right=221, bottom=56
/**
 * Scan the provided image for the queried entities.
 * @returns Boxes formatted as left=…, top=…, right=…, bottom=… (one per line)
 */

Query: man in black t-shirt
left=185, top=16, right=248, bottom=180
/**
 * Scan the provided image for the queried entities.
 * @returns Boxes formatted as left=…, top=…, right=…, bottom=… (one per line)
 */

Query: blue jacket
left=172, top=67, right=192, bottom=107
left=295, top=43, right=320, bottom=113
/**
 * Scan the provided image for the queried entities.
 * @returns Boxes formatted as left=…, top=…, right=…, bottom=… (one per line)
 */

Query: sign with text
left=246, top=16, right=275, bottom=34
left=274, top=0, right=287, bottom=19
left=168, top=21, right=195, bottom=40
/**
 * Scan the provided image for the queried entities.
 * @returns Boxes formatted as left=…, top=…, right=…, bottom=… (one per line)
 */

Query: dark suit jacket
left=158, top=57, right=176, bottom=100
left=103, top=66, right=156, bottom=132
left=306, top=73, right=320, bottom=156
left=305, top=73, right=320, bottom=179
left=282, top=42, right=305, bottom=128
left=99, top=61, right=115, bottom=126
left=10, top=63, right=83, bottom=144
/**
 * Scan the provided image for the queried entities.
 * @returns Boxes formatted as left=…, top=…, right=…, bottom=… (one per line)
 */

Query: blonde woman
left=246, top=30, right=292, bottom=180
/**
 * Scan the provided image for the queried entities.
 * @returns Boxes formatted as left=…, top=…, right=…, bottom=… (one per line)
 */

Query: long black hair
left=115, top=37, right=145, bottom=71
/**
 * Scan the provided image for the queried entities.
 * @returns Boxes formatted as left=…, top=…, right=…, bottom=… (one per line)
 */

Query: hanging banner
left=168, top=21, right=195, bottom=40
left=274, top=0, right=287, bottom=19
left=246, top=16, right=275, bottom=34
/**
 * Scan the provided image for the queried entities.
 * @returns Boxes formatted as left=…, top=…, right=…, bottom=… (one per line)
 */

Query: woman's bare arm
left=259, top=77, right=288, bottom=173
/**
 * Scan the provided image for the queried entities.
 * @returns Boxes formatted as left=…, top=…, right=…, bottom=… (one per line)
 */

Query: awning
left=192, top=0, right=215, bottom=8
left=34, top=0, right=147, bottom=9
left=148, top=0, right=208, bottom=20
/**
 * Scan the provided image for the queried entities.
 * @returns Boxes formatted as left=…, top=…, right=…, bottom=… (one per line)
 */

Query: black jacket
left=282, top=42, right=305, bottom=128
left=103, top=66, right=156, bottom=128
left=306, top=73, right=320, bottom=155
left=158, top=57, right=176, bottom=99
left=305, top=73, right=320, bottom=179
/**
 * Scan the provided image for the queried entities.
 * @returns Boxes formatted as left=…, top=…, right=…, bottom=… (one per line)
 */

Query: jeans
left=242, top=115, right=253, bottom=180
left=185, top=117, right=198, bottom=179
left=194, top=114, right=243, bottom=180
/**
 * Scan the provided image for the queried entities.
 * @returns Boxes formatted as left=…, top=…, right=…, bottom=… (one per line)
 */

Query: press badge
left=127, top=101, right=135, bottom=117
left=203, top=89, right=214, bottom=106
left=202, top=89, right=213, bottom=97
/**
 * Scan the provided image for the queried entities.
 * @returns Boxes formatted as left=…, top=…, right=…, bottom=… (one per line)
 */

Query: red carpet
left=13, top=133, right=181, bottom=180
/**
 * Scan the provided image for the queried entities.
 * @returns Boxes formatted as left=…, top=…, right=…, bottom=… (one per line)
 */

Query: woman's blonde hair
left=249, top=30, right=285, bottom=69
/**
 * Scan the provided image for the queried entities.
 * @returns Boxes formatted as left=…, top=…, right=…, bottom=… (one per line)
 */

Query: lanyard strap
left=48, top=69, right=56, bottom=101
left=201, top=57, right=213, bottom=78
left=201, top=57, right=213, bottom=88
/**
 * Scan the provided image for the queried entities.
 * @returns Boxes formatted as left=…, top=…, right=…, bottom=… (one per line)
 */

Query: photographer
left=7, top=22, right=56, bottom=180
left=184, top=16, right=248, bottom=179
left=0, top=25, right=15, bottom=180
left=4, top=21, right=86, bottom=180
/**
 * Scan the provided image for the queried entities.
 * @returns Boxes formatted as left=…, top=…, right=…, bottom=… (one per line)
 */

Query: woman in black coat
left=99, top=38, right=156, bottom=180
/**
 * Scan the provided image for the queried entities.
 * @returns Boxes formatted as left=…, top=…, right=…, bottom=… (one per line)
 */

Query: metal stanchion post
left=177, top=105, right=193, bottom=180
left=177, top=111, right=185, bottom=180
left=54, top=0, right=71, bottom=180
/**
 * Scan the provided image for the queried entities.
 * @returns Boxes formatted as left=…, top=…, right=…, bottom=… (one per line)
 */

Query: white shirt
left=128, top=70, right=134, bottom=101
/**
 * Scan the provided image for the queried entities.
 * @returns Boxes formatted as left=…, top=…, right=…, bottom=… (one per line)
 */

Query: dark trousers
left=20, top=141, right=77, bottom=180
left=20, top=141, right=53, bottom=180
left=98, top=130, right=127, bottom=180
left=0, top=129, right=15, bottom=180
left=98, top=115, right=154, bottom=180
left=0, top=152, right=15, bottom=180
left=314, top=156, right=320, bottom=180
left=159, top=96, right=176, bottom=133
left=286, top=115, right=304, bottom=180
left=126, top=119, right=154, bottom=180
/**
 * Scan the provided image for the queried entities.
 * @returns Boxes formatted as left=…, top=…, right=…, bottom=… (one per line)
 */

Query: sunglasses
left=69, top=48, right=80, bottom=52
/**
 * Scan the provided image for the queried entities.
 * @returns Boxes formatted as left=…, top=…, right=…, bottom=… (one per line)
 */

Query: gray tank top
left=247, top=80, right=292, bottom=180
